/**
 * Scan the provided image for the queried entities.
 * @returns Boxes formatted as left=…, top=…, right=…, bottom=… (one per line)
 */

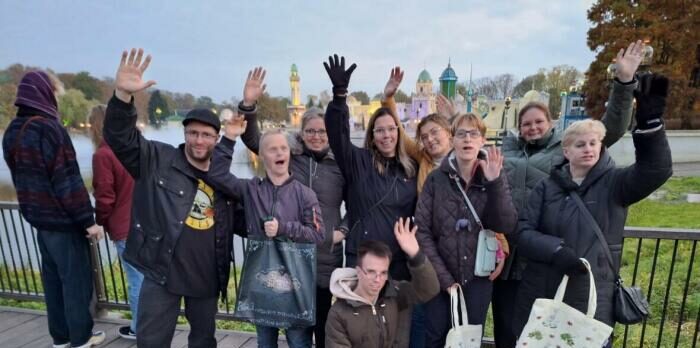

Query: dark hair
left=518, top=101, right=552, bottom=127
left=358, top=240, right=392, bottom=266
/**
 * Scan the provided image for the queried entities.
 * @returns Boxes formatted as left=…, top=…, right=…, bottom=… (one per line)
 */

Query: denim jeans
left=37, top=229, right=94, bottom=347
left=114, top=240, right=144, bottom=333
left=409, top=303, right=426, bottom=348
left=255, top=325, right=313, bottom=348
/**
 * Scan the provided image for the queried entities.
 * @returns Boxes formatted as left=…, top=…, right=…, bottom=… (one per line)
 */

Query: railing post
left=88, top=237, right=108, bottom=319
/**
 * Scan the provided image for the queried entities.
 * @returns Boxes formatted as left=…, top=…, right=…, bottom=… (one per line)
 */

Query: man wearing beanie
left=103, top=48, right=240, bottom=348
left=2, top=70, right=106, bottom=348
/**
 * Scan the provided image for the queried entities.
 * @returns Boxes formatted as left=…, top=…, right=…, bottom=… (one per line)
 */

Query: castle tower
left=416, top=69, right=433, bottom=96
left=439, top=60, right=458, bottom=99
left=287, top=64, right=305, bottom=128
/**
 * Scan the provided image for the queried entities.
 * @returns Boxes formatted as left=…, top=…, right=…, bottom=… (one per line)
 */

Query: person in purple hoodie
left=207, top=107, right=325, bottom=348
left=2, top=71, right=105, bottom=348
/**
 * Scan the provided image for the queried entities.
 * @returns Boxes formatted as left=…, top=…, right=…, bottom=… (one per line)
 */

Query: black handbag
left=570, top=192, right=650, bottom=324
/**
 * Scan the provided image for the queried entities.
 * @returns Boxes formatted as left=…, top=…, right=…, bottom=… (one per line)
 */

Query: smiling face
left=452, top=119, right=485, bottom=163
left=301, top=117, right=328, bottom=152
left=183, top=121, right=219, bottom=166
left=419, top=120, right=451, bottom=160
left=519, top=107, right=552, bottom=142
left=260, top=133, right=290, bottom=178
left=372, top=114, right=398, bottom=158
left=563, top=132, right=602, bottom=173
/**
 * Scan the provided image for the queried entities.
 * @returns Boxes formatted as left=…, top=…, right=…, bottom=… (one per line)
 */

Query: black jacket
left=240, top=109, right=345, bottom=287
left=513, top=128, right=672, bottom=333
left=103, top=95, right=240, bottom=298
left=325, top=96, right=418, bottom=281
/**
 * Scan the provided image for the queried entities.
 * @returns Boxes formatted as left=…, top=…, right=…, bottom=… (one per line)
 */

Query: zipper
left=271, top=186, right=278, bottom=217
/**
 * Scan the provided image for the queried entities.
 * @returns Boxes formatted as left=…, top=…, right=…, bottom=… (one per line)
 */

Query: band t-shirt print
left=167, top=166, right=218, bottom=297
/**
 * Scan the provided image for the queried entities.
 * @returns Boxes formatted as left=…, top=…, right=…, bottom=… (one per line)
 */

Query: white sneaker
left=73, top=331, right=106, bottom=348
left=52, top=343, right=70, bottom=348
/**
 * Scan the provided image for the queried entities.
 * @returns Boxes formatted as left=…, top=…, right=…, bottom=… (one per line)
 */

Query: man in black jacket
left=103, top=48, right=241, bottom=348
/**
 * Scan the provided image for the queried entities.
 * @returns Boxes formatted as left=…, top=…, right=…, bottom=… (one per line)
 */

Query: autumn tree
left=148, top=90, right=170, bottom=127
left=585, top=0, right=700, bottom=129
left=58, top=89, right=96, bottom=127
left=350, top=91, right=370, bottom=104
left=257, top=93, right=288, bottom=125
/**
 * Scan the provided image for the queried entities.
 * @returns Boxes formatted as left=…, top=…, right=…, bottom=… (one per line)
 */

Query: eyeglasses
left=359, top=267, right=389, bottom=280
left=373, top=126, right=398, bottom=135
left=303, top=128, right=327, bottom=137
left=419, top=127, right=446, bottom=142
left=185, top=130, right=218, bottom=141
left=454, top=129, right=482, bottom=139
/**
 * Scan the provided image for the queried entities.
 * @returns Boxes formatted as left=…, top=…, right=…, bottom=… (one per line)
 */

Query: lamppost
left=500, top=96, right=512, bottom=135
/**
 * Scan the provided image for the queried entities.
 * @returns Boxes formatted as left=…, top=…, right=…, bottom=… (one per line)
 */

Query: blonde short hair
left=562, top=119, right=607, bottom=147
left=259, top=128, right=289, bottom=150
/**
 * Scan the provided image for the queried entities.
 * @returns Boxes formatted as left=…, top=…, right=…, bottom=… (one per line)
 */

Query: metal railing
left=0, top=202, right=699, bottom=347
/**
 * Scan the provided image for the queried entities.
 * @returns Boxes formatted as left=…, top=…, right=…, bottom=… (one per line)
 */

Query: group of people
left=1, top=39, right=672, bottom=348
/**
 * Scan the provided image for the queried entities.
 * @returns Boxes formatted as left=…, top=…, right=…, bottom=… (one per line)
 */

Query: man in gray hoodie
left=325, top=218, right=440, bottom=348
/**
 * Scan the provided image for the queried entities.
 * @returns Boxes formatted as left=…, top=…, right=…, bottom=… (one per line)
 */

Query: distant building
left=408, top=69, right=436, bottom=120
left=287, top=64, right=305, bottom=128
left=439, top=61, right=458, bottom=99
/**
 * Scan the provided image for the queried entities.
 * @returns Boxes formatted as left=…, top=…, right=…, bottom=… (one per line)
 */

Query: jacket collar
left=172, top=144, right=198, bottom=179
left=259, top=174, right=296, bottom=187
left=502, top=128, right=562, bottom=153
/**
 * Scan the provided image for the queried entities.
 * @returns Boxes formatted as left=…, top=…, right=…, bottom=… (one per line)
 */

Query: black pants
left=424, top=277, right=492, bottom=348
left=37, top=229, right=94, bottom=347
left=313, top=286, right=332, bottom=348
left=136, top=278, right=218, bottom=348
left=492, top=279, right=519, bottom=348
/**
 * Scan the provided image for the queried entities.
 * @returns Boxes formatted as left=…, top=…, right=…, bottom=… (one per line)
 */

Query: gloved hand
left=323, top=54, right=357, bottom=96
left=633, top=73, right=669, bottom=130
left=552, top=246, right=587, bottom=276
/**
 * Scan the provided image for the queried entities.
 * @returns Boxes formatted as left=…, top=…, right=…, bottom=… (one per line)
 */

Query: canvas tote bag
left=445, top=285, right=483, bottom=348
left=517, top=258, right=613, bottom=347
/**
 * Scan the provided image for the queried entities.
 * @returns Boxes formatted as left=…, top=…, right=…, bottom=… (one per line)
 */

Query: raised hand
left=394, top=217, right=419, bottom=258
left=323, top=54, right=357, bottom=96
left=436, top=94, right=457, bottom=119
left=383, top=67, right=404, bottom=98
left=634, top=74, right=669, bottom=130
left=615, top=40, right=645, bottom=83
left=478, top=146, right=504, bottom=181
left=223, top=114, right=247, bottom=140
left=115, top=48, right=156, bottom=102
left=243, top=67, right=267, bottom=107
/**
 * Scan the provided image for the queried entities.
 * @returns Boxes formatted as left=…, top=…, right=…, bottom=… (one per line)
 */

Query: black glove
left=633, top=74, right=669, bottom=130
left=323, top=54, right=357, bottom=96
left=552, top=246, right=587, bottom=276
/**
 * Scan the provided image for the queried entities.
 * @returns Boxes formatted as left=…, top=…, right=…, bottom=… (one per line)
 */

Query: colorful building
left=439, top=61, right=458, bottom=99
left=408, top=69, right=436, bottom=120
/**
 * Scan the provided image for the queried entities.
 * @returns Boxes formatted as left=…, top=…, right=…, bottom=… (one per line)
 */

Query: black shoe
left=118, top=326, right=137, bottom=340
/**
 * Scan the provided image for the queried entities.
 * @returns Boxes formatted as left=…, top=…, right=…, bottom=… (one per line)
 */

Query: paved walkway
left=673, top=162, right=700, bottom=177
left=0, top=306, right=285, bottom=348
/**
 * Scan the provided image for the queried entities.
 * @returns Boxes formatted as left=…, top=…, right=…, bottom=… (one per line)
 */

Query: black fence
left=0, top=202, right=699, bottom=347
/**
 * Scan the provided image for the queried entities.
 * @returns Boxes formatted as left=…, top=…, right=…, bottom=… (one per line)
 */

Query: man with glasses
left=103, top=48, right=242, bottom=347
left=325, top=218, right=439, bottom=347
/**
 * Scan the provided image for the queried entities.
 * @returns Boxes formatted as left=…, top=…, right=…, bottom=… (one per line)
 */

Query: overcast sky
left=1, top=0, right=598, bottom=102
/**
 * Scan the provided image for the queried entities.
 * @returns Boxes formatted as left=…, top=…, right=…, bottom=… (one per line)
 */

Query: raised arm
left=614, top=74, right=673, bottom=206
left=207, top=115, right=249, bottom=200
left=601, top=40, right=644, bottom=147
left=382, top=67, right=421, bottom=160
left=323, top=54, right=365, bottom=181
left=394, top=217, right=440, bottom=309
left=238, top=67, right=267, bottom=154
left=103, top=48, right=159, bottom=180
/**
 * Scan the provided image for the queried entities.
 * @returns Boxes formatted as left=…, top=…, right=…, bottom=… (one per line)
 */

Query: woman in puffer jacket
left=493, top=40, right=645, bottom=347
left=512, top=74, right=672, bottom=347
left=415, top=113, right=518, bottom=347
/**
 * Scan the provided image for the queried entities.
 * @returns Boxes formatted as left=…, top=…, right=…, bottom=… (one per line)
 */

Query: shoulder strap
left=569, top=191, right=615, bottom=271
left=349, top=175, right=398, bottom=234
left=452, top=174, right=484, bottom=230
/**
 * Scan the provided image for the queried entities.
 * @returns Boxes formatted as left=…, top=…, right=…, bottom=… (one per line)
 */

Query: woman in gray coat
left=493, top=40, right=646, bottom=347
left=237, top=68, right=346, bottom=348
left=512, top=74, right=672, bottom=347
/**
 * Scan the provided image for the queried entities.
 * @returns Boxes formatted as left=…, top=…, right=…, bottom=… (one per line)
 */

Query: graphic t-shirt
left=167, top=166, right=218, bottom=298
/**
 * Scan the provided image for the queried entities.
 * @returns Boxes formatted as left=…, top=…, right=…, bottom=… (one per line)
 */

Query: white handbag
left=445, top=285, right=483, bottom=348
left=517, top=258, right=613, bottom=347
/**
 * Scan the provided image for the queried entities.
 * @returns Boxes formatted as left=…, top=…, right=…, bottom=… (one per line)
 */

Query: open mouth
left=275, top=160, right=285, bottom=166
